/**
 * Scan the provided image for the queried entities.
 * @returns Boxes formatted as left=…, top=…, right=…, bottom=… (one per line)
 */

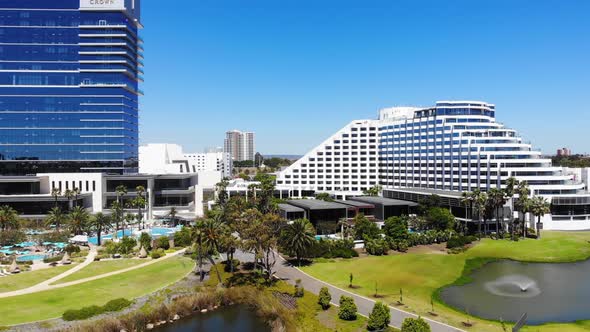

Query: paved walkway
left=0, top=248, right=186, bottom=299
left=233, top=250, right=464, bottom=332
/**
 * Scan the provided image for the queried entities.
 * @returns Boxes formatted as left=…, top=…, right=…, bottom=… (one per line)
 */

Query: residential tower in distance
left=0, top=0, right=143, bottom=175
left=276, top=100, right=590, bottom=230
left=224, top=130, right=255, bottom=161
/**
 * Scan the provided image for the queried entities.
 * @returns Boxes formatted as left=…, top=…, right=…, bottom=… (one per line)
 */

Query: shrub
left=0, top=229, right=26, bottom=246
left=293, top=279, right=304, bottom=298
left=401, top=317, right=431, bottom=332
left=173, top=227, right=192, bottom=247
left=223, top=259, right=240, bottom=272
left=425, top=207, right=456, bottom=231
left=103, top=298, right=132, bottom=312
left=155, top=236, right=170, bottom=250
left=150, top=249, right=164, bottom=259
left=383, top=216, right=409, bottom=241
left=62, top=298, right=132, bottom=321
left=395, top=240, right=409, bottom=253
left=63, top=305, right=104, bottom=321
left=526, top=227, right=537, bottom=239
left=338, top=296, right=357, bottom=321
left=138, top=232, right=152, bottom=251
left=65, top=244, right=81, bottom=254
left=39, top=231, right=69, bottom=244
left=365, top=238, right=388, bottom=256
left=318, top=287, right=331, bottom=310
left=354, top=214, right=381, bottom=240
left=367, top=302, right=391, bottom=331
left=119, top=237, right=137, bottom=254
left=43, top=255, right=64, bottom=263
left=446, top=235, right=474, bottom=249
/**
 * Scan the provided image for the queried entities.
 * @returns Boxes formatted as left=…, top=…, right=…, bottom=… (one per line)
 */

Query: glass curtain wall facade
left=0, top=0, right=142, bottom=175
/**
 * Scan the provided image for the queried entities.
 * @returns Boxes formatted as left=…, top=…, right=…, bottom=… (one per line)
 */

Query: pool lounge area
left=87, top=226, right=182, bottom=245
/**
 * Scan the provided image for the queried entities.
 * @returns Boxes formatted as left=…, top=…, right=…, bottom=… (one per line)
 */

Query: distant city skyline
left=140, top=0, right=590, bottom=155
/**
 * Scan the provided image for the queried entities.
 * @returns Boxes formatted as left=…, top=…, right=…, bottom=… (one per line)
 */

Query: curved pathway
left=232, top=250, right=464, bottom=332
left=0, top=248, right=186, bottom=299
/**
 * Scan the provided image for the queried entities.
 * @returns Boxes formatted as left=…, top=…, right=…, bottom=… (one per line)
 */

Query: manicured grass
left=0, top=256, right=194, bottom=326
left=269, top=281, right=396, bottom=332
left=0, top=266, right=74, bottom=293
left=52, top=259, right=145, bottom=284
left=302, top=231, right=590, bottom=332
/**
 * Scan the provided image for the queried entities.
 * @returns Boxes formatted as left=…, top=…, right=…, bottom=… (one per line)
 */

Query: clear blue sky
left=140, top=0, right=589, bottom=155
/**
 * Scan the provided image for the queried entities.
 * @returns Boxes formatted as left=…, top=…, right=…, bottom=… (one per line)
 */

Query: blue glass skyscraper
left=0, top=0, right=142, bottom=175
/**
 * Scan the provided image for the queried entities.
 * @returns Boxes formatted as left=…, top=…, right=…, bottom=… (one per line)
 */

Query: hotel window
left=92, top=181, right=96, bottom=191
left=86, top=181, right=89, bottom=191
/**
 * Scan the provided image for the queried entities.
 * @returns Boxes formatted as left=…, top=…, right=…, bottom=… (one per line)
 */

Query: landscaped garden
left=0, top=255, right=193, bottom=326
left=302, top=231, right=590, bottom=332
left=52, top=259, right=146, bottom=285
left=0, top=265, right=74, bottom=292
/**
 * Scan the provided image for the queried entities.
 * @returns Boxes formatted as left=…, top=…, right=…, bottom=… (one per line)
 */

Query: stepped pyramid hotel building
left=276, top=101, right=590, bottom=230
left=0, top=0, right=142, bottom=175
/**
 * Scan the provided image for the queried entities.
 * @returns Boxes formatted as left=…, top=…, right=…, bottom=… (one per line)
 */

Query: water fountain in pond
left=484, top=275, right=541, bottom=298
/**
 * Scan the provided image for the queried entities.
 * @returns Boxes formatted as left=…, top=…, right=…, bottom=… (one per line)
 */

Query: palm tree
left=168, top=206, right=177, bottom=226
left=460, top=192, right=473, bottom=234
left=201, top=217, right=224, bottom=284
left=504, top=177, right=519, bottom=240
left=191, top=220, right=207, bottom=281
left=51, top=188, right=61, bottom=208
left=110, top=201, right=123, bottom=236
left=68, top=206, right=90, bottom=235
left=133, top=186, right=146, bottom=230
left=113, top=185, right=128, bottom=233
left=281, top=218, right=315, bottom=266
left=190, top=218, right=224, bottom=284
left=73, top=187, right=81, bottom=207
left=91, top=213, right=111, bottom=246
left=63, top=189, right=74, bottom=211
left=530, top=196, right=550, bottom=240
left=470, top=190, right=487, bottom=240
left=515, top=181, right=531, bottom=238
left=0, top=205, right=19, bottom=231
left=123, top=213, right=135, bottom=238
left=45, top=207, right=66, bottom=232
left=488, top=188, right=507, bottom=238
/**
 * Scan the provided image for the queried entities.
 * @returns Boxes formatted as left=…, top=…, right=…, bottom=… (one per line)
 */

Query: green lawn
left=0, top=256, right=194, bottom=326
left=0, top=266, right=74, bottom=293
left=302, top=231, right=590, bottom=332
left=52, top=259, right=145, bottom=284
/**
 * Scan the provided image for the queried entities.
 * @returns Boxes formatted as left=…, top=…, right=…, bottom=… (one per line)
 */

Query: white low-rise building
left=139, top=143, right=232, bottom=177
left=0, top=171, right=222, bottom=220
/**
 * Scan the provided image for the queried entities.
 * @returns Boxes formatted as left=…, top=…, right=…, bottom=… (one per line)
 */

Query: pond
left=440, top=259, right=590, bottom=324
left=154, top=305, right=270, bottom=332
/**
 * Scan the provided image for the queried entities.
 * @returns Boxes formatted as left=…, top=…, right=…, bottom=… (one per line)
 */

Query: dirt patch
left=406, top=243, right=447, bottom=255
left=316, top=309, right=336, bottom=329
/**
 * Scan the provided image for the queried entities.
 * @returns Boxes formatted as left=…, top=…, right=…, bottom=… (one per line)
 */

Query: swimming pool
left=17, top=254, right=46, bottom=262
left=88, top=227, right=180, bottom=245
left=88, top=229, right=133, bottom=245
